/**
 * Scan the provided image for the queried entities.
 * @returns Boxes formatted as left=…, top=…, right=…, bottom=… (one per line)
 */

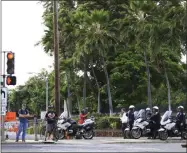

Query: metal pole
left=46, top=77, right=48, bottom=112
left=1, top=51, right=6, bottom=141
left=34, top=116, right=38, bottom=141
left=185, top=0, right=187, bottom=111
left=53, top=0, right=60, bottom=116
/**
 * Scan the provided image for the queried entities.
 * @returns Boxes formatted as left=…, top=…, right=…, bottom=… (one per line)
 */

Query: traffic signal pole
left=1, top=51, right=16, bottom=141
left=1, top=51, right=6, bottom=141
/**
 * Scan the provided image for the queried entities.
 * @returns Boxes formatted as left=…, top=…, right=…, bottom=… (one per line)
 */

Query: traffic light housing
left=6, top=76, right=16, bottom=85
left=6, top=52, right=15, bottom=74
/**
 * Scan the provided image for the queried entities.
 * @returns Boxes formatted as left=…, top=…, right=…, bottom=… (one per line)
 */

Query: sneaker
left=22, top=140, right=25, bottom=142
left=15, top=140, right=19, bottom=142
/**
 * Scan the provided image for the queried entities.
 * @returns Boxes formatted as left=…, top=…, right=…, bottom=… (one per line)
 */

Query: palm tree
left=119, top=0, right=155, bottom=108
left=72, top=10, right=117, bottom=116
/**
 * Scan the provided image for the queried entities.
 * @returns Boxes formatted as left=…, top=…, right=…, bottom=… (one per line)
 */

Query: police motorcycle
left=131, top=109, right=153, bottom=139
left=57, top=116, right=95, bottom=139
left=158, top=111, right=187, bottom=140
left=124, top=110, right=139, bottom=139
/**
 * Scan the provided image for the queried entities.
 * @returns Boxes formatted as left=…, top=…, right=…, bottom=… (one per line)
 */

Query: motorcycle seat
left=77, top=124, right=84, bottom=127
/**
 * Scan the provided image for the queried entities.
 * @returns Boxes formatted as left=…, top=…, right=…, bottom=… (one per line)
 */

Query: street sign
left=2, top=106, right=6, bottom=112
left=1, top=111, right=6, bottom=116
left=1, top=87, right=8, bottom=115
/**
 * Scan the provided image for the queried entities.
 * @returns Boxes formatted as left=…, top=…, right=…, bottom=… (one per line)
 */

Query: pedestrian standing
left=15, top=104, right=31, bottom=142
left=120, top=108, right=128, bottom=135
left=45, top=106, right=58, bottom=141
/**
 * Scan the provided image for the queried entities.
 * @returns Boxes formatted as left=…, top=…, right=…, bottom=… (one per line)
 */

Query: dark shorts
left=47, top=124, right=55, bottom=133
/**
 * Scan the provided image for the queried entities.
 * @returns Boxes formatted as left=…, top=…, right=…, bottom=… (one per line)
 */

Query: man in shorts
left=45, top=106, right=58, bottom=140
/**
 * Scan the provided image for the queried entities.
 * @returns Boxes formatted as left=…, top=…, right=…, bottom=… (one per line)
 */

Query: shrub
left=108, top=117, right=121, bottom=129
left=27, top=126, right=34, bottom=134
left=95, top=117, right=111, bottom=129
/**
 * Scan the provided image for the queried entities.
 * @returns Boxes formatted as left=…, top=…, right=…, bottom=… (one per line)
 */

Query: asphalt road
left=2, top=141, right=187, bottom=152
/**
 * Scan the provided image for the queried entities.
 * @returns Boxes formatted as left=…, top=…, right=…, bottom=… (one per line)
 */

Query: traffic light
left=6, top=52, right=15, bottom=74
left=6, top=76, right=16, bottom=85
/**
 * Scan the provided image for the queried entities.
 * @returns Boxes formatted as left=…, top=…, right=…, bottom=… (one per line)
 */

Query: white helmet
left=153, top=106, right=159, bottom=110
left=146, top=108, right=151, bottom=111
left=178, top=106, right=184, bottom=109
left=129, top=105, right=135, bottom=109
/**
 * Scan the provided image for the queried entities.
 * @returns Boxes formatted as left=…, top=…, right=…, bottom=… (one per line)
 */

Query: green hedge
left=27, top=126, right=34, bottom=134
left=95, top=117, right=121, bottom=129
left=27, top=125, right=42, bottom=134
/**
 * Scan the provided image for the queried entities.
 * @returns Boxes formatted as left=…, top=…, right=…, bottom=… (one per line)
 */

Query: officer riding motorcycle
left=176, top=106, right=186, bottom=139
left=148, top=106, right=161, bottom=139
left=126, top=105, right=135, bottom=130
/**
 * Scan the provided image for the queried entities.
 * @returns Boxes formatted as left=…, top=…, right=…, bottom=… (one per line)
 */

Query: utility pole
left=46, top=77, right=48, bottom=112
left=185, top=0, right=187, bottom=111
left=53, top=0, right=60, bottom=116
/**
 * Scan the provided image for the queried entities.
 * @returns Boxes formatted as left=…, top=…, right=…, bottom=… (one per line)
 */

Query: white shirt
left=120, top=112, right=128, bottom=123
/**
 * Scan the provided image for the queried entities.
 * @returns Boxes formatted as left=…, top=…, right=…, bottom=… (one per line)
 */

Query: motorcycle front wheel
left=131, top=128, right=141, bottom=139
left=58, top=129, right=65, bottom=139
left=158, top=131, right=168, bottom=140
left=182, top=131, right=187, bottom=140
left=124, top=130, right=131, bottom=139
left=83, top=130, right=94, bottom=139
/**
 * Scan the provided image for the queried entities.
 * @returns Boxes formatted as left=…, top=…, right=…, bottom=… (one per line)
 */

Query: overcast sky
left=2, top=1, right=53, bottom=88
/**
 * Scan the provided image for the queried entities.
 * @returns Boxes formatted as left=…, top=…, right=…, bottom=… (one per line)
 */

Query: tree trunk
left=91, top=61, right=101, bottom=113
left=67, top=76, right=72, bottom=117
left=144, top=50, right=152, bottom=108
left=60, top=43, right=71, bottom=117
left=164, top=65, right=171, bottom=111
left=67, top=77, right=72, bottom=115
left=76, top=92, right=81, bottom=114
left=102, top=57, right=113, bottom=116
left=83, top=62, right=87, bottom=108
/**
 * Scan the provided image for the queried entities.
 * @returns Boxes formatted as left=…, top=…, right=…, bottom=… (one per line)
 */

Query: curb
left=181, top=143, right=187, bottom=148
left=2, top=140, right=186, bottom=144
left=102, top=140, right=186, bottom=144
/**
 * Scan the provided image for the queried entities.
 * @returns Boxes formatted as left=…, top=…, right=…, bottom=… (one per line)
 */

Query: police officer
left=126, top=105, right=135, bottom=130
left=146, top=107, right=152, bottom=120
left=149, top=106, right=161, bottom=139
left=176, top=106, right=185, bottom=139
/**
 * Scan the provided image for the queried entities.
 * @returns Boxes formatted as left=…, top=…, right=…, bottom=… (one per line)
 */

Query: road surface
left=2, top=140, right=186, bottom=152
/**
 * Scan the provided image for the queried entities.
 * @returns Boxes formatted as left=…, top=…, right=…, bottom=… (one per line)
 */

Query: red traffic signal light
left=6, top=52, right=15, bottom=74
left=6, top=76, right=16, bottom=86
left=7, top=53, right=14, bottom=60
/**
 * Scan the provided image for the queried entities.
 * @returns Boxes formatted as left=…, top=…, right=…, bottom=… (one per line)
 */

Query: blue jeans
left=16, top=122, right=28, bottom=141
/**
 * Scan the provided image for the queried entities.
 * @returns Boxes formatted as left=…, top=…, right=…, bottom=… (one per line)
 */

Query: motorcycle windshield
left=161, top=111, right=172, bottom=123
left=134, top=111, right=139, bottom=120
left=137, top=109, right=146, bottom=120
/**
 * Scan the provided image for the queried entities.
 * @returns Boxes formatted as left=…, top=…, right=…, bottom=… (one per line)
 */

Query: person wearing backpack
left=15, top=104, right=32, bottom=142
